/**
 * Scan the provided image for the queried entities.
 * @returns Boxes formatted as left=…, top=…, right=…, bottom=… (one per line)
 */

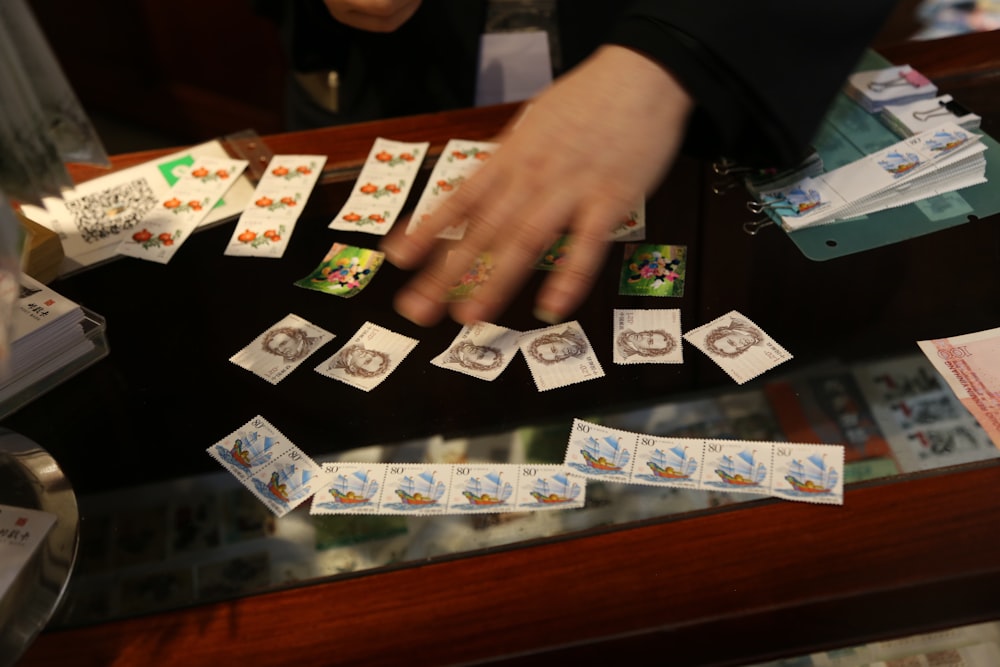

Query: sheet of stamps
left=229, top=313, right=334, bottom=385
left=612, top=309, right=683, bottom=365
left=917, top=326, right=1000, bottom=450
left=329, top=137, right=429, bottom=235
left=430, top=321, right=521, bottom=381
left=853, top=353, right=1000, bottom=471
left=405, top=138, right=499, bottom=240
left=293, top=242, right=385, bottom=298
left=309, top=462, right=585, bottom=515
left=206, top=415, right=329, bottom=517
left=314, top=321, right=417, bottom=391
left=117, top=156, right=248, bottom=264
left=766, top=122, right=985, bottom=230
left=684, top=310, right=792, bottom=385
left=564, top=418, right=844, bottom=505
left=518, top=320, right=605, bottom=392
left=618, top=243, right=687, bottom=297
left=224, top=154, right=327, bottom=258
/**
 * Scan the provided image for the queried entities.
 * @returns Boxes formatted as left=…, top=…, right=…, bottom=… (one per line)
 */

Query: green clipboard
left=775, top=50, right=1000, bottom=261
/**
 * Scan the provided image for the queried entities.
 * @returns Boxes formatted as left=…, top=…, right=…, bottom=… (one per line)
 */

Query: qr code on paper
left=65, top=177, right=157, bottom=243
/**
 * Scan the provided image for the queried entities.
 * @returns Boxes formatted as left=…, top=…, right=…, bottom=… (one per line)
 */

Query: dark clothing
left=268, top=0, right=897, bottom=168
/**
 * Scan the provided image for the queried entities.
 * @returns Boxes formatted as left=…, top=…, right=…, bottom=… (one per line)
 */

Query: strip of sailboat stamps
left=564, top=418, right=845, bottom=505
left=207, top=415, right=330, bottom=517
left=310, top=463, right=586, bottom=515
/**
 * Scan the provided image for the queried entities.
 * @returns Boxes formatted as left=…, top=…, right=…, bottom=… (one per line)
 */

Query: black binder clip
left=913, top=98, right=972, bottom=122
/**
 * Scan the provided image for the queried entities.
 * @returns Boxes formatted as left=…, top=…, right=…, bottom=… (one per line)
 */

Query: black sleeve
left=606, top=1, right=900, bottom=168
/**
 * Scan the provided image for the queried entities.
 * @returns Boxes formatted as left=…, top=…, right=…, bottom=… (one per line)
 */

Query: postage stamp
left=612, top=308, right=683, bottom=365
left=618, top=243, right=687, bottom=297
left=430, top=321, right=521, bottom=381
left=519, top=321, right=605, bottom=391
left=314, top=321, right=418, bottom=391
left=229, top=313, right=335, bottom=385
left=294, top=242, right=385, bottom=298
left=243, top=446, right=328, bottom=517
left=684, top=310, right=792, bottom=384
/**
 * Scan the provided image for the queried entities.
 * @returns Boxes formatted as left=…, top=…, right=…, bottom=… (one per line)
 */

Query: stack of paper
left=0, top=273, right=106, bottom=411
left=879, top=94, right=982, bottom=137
left=759, top=122, right=988, bottom=232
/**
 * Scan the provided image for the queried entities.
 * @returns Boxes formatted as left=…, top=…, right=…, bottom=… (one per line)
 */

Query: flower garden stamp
left=518, top=321, right=604, bottom=391
left=618, top=243, right=687, bottom=297
left=684, top=310, right=792, bottom=384
left=294, top=242, right=385, bottom=298
left=612, top=308, right=683, bottom=365
left=314, top=321, right=417, bottom=391
left=229, top=313, right=335, bottom=385
left=431, top=321, right=520, bottom=381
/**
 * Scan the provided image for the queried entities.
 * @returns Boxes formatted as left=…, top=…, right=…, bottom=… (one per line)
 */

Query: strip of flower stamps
left=314, top=321, right=417, bottom=391
left=117, top=156, right=248, bottom=263
left=564, top=418, right=844, bottom=505
left=329, top=137, right=429, bottom=235
left=207, top=415, right=330, bottom=517
left=684, top=310, right=792, bottom=384
left=225, top=154, right=327, bottom=258
left=310, top=462, right=586, bottom=516
left=405, top=138, right=499, bottom=240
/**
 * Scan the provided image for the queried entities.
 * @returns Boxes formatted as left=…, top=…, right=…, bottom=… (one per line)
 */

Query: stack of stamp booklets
left=0, top=273, right=106, bottom=413
left=844, top=64, right=938, bottom=113
left=760, top=121, right=988, bottom=231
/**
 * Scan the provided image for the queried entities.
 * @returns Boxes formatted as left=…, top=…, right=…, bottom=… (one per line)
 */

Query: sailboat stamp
left=311, top=463, right=387, bottom=515
left=564, top=419, right=637, bottom=481
left=770, top=443, right=845, bottom=505
left=446, top=465, right=518, bottom=513
left=515, top=466, right=586, bottom=510
left=244, top=447, right=330, bottom=517
left=702, top=440, right=773, bottom=496
left=378, top=464, right=451, bottom=515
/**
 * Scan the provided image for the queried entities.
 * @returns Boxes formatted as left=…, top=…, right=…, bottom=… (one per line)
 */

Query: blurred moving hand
left=380, top=45, right=694, bottom=327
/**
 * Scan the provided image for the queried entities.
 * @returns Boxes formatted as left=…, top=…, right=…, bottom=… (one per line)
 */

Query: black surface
left=3, top=158, right=999, bottom=496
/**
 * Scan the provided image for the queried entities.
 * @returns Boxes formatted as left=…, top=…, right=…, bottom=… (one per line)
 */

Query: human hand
left=322, top=0, right=422, bottom=32
left=380, top=45, right=694, bottom=327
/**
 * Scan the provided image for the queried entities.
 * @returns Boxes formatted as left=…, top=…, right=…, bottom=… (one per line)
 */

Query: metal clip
left=742, top=218, right=774, bottom=236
